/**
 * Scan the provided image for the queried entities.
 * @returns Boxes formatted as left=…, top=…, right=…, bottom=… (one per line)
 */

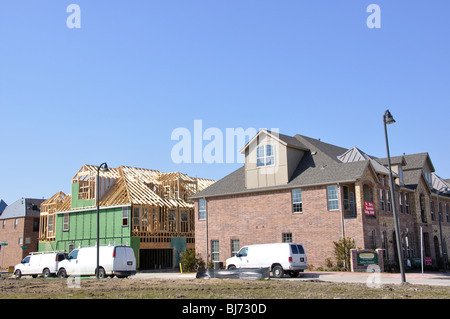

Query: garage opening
left=139, top=248, right=173, bottom=270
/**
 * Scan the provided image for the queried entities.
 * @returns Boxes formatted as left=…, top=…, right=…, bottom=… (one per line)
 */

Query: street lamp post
left=96, top=162, right=109, bottom=279
left=383, top=109, right=406, bottom=284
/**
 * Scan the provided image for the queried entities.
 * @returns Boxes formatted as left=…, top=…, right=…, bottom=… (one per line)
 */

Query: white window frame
left=63, top=213, right=70, bottom=232
left=48, top=215, right=54, bottom=233
left=231, top=239, right=240, bottom=257
left=292, top=189, right=303, bottom=213
left=122, top=207, right=129, bottom=227
left=327, top=185, right=339, bottom=211
left=199, top=199, right=206, bottom=220
left=257, top=144, right=275, bottom=167
left=211, top=240, right=219, bottom=262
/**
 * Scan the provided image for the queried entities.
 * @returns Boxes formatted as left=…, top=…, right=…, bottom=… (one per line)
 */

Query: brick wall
left=0, top=218, right=24, bottom=270
left=195, top=186, right=360, bottom=267
left=195, top=178, right=450, bottom=269
left=0, top=216, right=40, bottom=271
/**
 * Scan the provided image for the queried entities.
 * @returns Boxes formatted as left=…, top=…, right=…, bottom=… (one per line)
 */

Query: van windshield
left=68, top=250, right=79, bottom=259
left=238, top=247, right=248, bottom=257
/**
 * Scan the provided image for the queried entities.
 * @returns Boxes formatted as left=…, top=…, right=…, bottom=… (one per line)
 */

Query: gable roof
left=378, top=152, right=435, bottom=172
left=240, top=129, right=309, bottom=153
left=337, top=146, right=392, bottom=176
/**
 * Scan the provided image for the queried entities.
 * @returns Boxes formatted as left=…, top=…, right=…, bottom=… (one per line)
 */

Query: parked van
left=225, top=243, right=307, bottom=278
left=14, top=251, right=66, bottom=278
left=57, top=245, right=136, bottom=279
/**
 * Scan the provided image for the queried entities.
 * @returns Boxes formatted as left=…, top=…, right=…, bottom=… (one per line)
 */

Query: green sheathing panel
left=38, top=241, right=58, bottom=252
left=71, top=182, right=96, bottom=209
left=130, top=237, right=140, bottom=269
left=50, top=206, right=132, bottom=253
left=171, top=238, right=187, bottom=268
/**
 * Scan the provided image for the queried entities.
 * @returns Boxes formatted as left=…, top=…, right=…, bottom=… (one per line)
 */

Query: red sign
left=364, top=201, right=375, bottom=215
left=424, top=257, right=432, bottom=266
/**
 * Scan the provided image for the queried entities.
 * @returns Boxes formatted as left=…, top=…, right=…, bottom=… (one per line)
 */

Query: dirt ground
left=1, top=274, right=450, bottom=299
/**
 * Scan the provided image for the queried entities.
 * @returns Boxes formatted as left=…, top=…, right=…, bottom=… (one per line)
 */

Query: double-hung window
left=327, top=185, right=339, bottom=211
left=386, top=191, right=391, bottom=212
left=405, top=193, right=410, bottom=214
left=292, top=189, right=302, bottom=213
left=63, top=213, right=70, bottom=232
left=211, top=240, right=219, bottom=262
left=199, top=199, right=206, bottom=220
left=122, top=207, right=129, bottom=227
left=257, top=144, right=274, bottom=167
left=231, top=239, right=240, bottom=257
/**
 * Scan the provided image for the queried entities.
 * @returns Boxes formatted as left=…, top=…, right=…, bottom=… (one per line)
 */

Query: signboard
left=424, top=257, right=432, bottom=266
left=364, top=201, right=375, bottom=216
left=357, top=251, right=378, bottom=265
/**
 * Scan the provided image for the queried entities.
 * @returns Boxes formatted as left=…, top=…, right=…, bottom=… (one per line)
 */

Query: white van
left=57, top=245, right=136, bottom=279
left=225, top=243, right=307, bottom=278
left=14, top=251, right=66, bottom=278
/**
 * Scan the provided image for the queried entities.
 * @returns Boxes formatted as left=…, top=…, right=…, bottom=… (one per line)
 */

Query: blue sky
left=0, top=1, right=449, bottom=204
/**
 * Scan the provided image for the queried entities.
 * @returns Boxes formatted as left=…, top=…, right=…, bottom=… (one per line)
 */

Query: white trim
left=54, top=203, right=132, bottom=215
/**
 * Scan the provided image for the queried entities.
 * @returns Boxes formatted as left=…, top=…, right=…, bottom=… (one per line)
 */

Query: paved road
left=134, top=270, right=450, bottom=287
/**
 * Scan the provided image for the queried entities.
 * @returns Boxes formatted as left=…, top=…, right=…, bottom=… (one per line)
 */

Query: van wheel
left=57, top=269, right=67, bottom=279
left=272, top=265, right=284, bottom=278
left=228, top=265, right=236, bottom=270
left=14, top=270, right=22, bottom=279
left=96, top=267, right=106, bottom=279
left=42, top=268, right=51, bottom=278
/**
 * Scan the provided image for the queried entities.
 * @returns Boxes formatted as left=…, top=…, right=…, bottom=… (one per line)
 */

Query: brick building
left=0, top=198, right=44, bottom=271
left=192, top=130, right=450, bottom=270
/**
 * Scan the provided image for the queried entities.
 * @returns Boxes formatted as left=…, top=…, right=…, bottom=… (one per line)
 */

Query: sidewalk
left=298, top=270, right=450, bottom=286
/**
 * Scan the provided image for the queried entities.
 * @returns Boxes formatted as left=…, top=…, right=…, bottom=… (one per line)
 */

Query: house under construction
left=39, top=165, right=214, bottom=270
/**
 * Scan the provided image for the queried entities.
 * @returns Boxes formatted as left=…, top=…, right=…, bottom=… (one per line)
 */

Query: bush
left=333, top=237, right=356, bottom=271
left=180, top=249, right=203, bottom=272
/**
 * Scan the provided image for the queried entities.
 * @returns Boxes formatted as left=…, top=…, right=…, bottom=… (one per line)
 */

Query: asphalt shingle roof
left=0, top=198, right=44, bottom=220
left=192, top=133, right=371, bottom=199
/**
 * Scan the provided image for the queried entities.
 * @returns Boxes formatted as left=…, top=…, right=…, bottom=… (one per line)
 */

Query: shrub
left=180, top=249, right=203, bottom=272
left=333, top=237, right=356, bottom=271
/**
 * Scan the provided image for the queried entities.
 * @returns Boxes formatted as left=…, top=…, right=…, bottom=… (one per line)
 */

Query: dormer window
left=257, top=144, right=274, bottom=167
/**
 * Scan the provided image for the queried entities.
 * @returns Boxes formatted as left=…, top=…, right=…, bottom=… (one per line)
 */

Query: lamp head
left=384, top=110, right=396, bottom=124
left=100, top=162, right=110, bottom=172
